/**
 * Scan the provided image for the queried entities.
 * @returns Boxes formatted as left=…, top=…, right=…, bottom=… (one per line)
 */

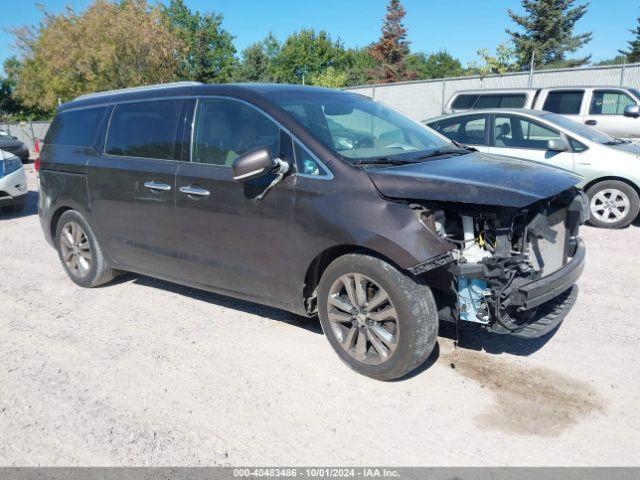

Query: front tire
left=55, top=210, right=115, bottom=287
left=318, top=254, right=438, bottom=381
left=587, top=180, right=639, bottom=229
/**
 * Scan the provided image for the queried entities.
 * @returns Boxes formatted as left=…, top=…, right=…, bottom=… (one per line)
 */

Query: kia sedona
left=39, top=82, right=587, bottom=380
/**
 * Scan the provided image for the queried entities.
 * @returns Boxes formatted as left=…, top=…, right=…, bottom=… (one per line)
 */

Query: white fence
left=346, top=63, right=640, bottom=121
left=0, top=121, right=51, bottom=156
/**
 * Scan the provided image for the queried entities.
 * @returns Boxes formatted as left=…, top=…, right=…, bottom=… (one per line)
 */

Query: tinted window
left=473, top=94, right=527, bottom=109
left=192, top=98, right=281, bottom=166
left=589, top=90, right=636, bottom=115
left=45, top=107, right=106, bottom=147
left=542, top=91, right=584, bottom=115
left=431, top=115, right=487, bottom=145
left=494, top=115, right=561, bottom=149
left=451, top=94, right=479, bottom=109
left=105, top=100, right=182, bottom=160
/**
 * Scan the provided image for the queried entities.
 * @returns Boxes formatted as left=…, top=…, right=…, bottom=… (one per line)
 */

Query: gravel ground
left=1, top=166, right=639, bottom=466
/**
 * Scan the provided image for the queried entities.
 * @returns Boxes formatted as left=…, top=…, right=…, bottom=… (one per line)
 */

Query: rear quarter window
left=451, top=94, right=479, bottom=109
left=45, top=107, right=107, bottom=147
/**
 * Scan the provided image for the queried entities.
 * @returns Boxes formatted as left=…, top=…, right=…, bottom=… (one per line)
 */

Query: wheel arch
left=50, top=206, right=73, bottom=241
left=583, top=176, right=640, bottom=198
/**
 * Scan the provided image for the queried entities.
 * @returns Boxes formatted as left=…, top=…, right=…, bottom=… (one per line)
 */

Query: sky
left=0, top=0, right=638, bottom=72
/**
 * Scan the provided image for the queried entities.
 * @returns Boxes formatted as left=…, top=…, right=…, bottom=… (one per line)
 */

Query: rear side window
left=431, top=115, right=488, bottom=146
left=451, top=94, right=479, bottom=109
left=542, top=91, right=584, bottom=115
left=45, top=107, right=106, bottom=147
left=474, top=94, right=527, bottom=109
left=105, top=100, right=183, bottom=160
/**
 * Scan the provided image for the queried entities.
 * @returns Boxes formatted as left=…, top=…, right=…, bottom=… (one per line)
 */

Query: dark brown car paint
left=38, top=84, right=579, bottom=316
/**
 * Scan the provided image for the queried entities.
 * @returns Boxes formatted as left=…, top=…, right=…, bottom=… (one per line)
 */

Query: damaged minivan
left=39, top=83, right=587, bottom=380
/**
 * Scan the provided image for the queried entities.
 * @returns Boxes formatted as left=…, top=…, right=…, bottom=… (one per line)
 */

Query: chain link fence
left=0, top=120, right=51, bottom=158
left=346, top=62, right=640, bottom=120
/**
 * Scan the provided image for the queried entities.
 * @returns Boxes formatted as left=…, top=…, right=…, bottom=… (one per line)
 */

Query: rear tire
left=317, top=253, right=438, bottom=381
left=586, top=180, right=639, bottom=229
left=55, top=210, right=115, bottom=287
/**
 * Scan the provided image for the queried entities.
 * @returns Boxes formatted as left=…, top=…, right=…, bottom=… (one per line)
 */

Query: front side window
left=268, top=90, right=450, bottom=162
left=494, top=115, right=561, bottom=149
left=431, top=115, right=487, bottom=145
left=589, top=90, right=636, bottom=115
left=192, top=98, right=281, bottom=166
left=105, top=100, right=182, bottom=160
left=542, top=91, right=584, bottom=115
left=46, top=107, right=106, bottom=147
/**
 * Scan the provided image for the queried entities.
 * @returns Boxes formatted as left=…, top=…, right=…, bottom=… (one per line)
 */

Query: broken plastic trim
left=255, top=158, right=290, bottom=201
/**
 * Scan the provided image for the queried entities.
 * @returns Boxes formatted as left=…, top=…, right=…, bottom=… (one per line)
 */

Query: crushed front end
left=410, top=189, right=588, bottom=338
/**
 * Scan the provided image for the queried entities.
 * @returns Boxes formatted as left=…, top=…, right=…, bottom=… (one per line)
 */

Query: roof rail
left=74, top=81, right=203, bottom=101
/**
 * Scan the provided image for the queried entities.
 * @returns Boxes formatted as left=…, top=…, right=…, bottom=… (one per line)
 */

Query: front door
left=174, top=97, right=296, bottom=305
left=487, top=114, right=575, bottom=172
left=87, top=99, right=185, bottom=276
left=583, top=89, right=640, bottom=139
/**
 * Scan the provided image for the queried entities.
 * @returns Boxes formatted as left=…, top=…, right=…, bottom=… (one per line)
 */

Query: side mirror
left=623, top=104, right=640, bottom=118
left=232, top=146, right=277, bottom=182
left=548, top=138, right=569, bottom=152
left=12, top=136, right=18, bottom=140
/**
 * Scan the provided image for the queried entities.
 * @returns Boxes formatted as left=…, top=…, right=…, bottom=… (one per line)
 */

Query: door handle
left=144, top=181, right=172, bottom=191
left=585, top=120, right=597, bottom=126
left=179, top=185, right=210, bottom=197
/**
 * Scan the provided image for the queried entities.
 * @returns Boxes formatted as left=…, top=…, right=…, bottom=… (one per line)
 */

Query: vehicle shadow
left=0, top=190, right=38, bottom=220
left=128, top=273, right=324, bottom=335
left=437, top=319, right=559, bottom=356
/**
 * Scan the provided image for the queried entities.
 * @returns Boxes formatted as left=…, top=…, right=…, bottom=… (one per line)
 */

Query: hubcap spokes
left=590, top=189, right=630, bottom=223
left=60, top=221, right=91, bottom=278
left=327, top=273, right=399, bottom=365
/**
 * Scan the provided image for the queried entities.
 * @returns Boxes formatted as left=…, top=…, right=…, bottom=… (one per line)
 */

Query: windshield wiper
left=451, top=140, right=478, bottom=152
left=412, top=148, right=471, bottom=161
left=354, top=157, right=415, bottom=166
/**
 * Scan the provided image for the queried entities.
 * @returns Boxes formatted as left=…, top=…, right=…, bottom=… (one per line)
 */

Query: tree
left=507, top=0, right=592, bottom=69
left=619, top=15, right=640, bottom=63
left=369, top=0, right=413, bottom=82
left=272, top=29, right=350, bottom=84
left=236, top=33, right=280, bottom=82
left=0, top=57, right=47, bottom=120
left=11, top=0, right=185, bottom=112
left=405, top=51, right=464, bottom=80
left=474, top=43, right=517, bottom=75
left=309, top=66, right=348, bottom=88
left=163, top=0, right=237, bottom=83
left=594, top=55, right=627, bottom=66
left=344, top=48, right=377, bottom=86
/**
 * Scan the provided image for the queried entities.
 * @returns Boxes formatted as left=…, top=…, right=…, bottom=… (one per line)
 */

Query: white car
left=0, top=149, right=28, bottom=213
left=426, top=108, right=640, bottom=228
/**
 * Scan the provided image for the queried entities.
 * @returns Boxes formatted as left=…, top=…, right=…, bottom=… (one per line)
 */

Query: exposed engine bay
left=409, top=188, right=589, bottom=337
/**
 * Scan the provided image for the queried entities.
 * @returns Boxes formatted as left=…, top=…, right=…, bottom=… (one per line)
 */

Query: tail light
left=34, top=156, right=41, bottom=172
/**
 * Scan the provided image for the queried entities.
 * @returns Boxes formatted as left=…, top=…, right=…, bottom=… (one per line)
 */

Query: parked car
left=0, top=129, right=30, bottom=162
left=0, top=149, right=28, bottom=212
left=426, top=108, right=640, bottom=229
left=445, top=87, right=640, bottom=139
left=39, top=82, right=587, bottom=380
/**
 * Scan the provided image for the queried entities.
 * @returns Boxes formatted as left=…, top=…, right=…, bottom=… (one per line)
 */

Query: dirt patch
left=441, top=348, right=605, bottom=437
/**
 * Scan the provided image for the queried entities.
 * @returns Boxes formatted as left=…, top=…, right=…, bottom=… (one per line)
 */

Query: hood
left=609, top=140, right=640, bottom=156
left=366, top=151, right=581, bottom=208
left=0, top=138, right=24, bottom=149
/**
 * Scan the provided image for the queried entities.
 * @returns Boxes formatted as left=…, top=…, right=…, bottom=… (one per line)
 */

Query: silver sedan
left=426, top=109, right=640, bottom=228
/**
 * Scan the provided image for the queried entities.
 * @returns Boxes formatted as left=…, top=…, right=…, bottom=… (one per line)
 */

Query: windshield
left=267, top=90, right=452, bottom=161
left=0, top=130, right=11, bottom=138
left=541, top=112, right=617, bottom=144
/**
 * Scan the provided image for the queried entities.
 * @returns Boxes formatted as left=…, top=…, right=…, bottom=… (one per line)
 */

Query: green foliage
left=272, top=29, right=350, bottom=84
left=593, top=55, right=627, bottom=67
left=507, top=0, right=592, bottom=69
left=163, top=0, right=237, bottom=83
left=405, top=51, right=464, bottom=80
left=235, top=33, right=281, bottom=82
left=11, top=0, right=186, bottom=112
left=472, top=43, right=517, bottom=76
left=0, top=57, right=48, bottom=120
left=619, top=15, right=640, bottom=63
left=309, top=66, right=348, bottom=88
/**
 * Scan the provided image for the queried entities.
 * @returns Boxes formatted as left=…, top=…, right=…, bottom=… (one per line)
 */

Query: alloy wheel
left=590, top=188, right=630, bottom=224
left=326, top=273, right=399, bottom=365
left=59, top=221, right=92, bottom=278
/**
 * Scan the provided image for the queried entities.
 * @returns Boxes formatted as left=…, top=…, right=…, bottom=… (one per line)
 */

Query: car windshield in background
left=267, top=90, right=451, bottom=161
left=542, top=112, right=618, bottom=144
left=0, top=130, right=12, bottom=138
